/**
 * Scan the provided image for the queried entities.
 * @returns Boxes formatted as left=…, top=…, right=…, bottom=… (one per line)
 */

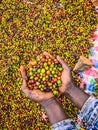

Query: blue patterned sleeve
left=52, top=96, right=98, bottom=130
left=78, top=96, right=98, bottom=130
left=52, top=119, right=78, bottom=130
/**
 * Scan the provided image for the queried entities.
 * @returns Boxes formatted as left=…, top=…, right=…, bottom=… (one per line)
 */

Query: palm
left=27, top=89, right=53, bottom=103
left=57, top=56, right=72, bottom=94
left=20, top=52, right=72, bottom=102
left=20, top=52, right=55, bottom=103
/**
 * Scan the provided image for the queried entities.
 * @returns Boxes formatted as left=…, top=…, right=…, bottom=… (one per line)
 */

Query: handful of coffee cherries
left=27, top=54, right=63, bottom=96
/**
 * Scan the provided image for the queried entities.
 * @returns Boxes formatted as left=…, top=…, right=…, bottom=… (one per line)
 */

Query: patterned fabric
left=52, top=119, right=78, bottom=130
left=78, top=27, right=98, bottom=94
left=52, top=96, right=98, bottom=130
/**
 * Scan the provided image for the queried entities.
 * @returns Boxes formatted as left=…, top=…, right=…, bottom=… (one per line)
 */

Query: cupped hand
left=43, top=52, right=73, bottom=94
left=20, top=65, right=53, bottom=104
left=20, top=51, right=73, bottom=103
left=57, top=56, right=72, bottom=94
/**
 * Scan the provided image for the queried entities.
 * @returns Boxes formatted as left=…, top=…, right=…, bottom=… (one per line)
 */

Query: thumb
left=20, top=65, right=31, bottom=96
left=57, top=56, right=69, bottom=70
left=20, top=65, right=27, bottom=79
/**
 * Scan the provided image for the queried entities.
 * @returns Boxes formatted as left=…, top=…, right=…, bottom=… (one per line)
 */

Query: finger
left=20, top=66, right=39, bottom=100
left=20, top=65, right=28, bottom=80
left=29, top=61, right=33, bottom=68
left=57, top=56, right=69, bottom=70
left=22, top=80, right=32, bottom=97
left=58, top=85, right=66, bottom=94
left=43, top=51, right=55, bottom=60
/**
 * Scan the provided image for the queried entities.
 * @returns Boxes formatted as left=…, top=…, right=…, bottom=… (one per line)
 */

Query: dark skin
left=20, top=51, right=90, bottom=125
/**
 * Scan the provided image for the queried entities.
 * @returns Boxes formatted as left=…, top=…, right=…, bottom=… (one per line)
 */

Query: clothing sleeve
left=78, top=96, right=98, bottom=130
left=52, top=96, right=98, bottom=130
left=52, top=119, right=78, bottom=130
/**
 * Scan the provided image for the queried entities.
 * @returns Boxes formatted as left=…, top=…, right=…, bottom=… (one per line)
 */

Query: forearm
left=65, top=83, right=90, bottom=109
left=40, top=97, right=67, bottom=125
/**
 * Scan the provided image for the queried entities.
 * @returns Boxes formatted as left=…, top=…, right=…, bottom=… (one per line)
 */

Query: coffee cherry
left=51, top=80, right=54, bottom=84
left=51, top=70, right=55, bottom=75
left=54, top=59, right=59, bottom=64
left=41, top=58, right=46, bottom=63
left=53, top=84, right=56, bottom=89
left=53, top=67, right=56, bottom=71
left=37, top=74, right=40, bottom=77
left=30, top=76, right=34, bottom=79
left=36, top=82, right=40, bottom=86
left=46, top=70, right=50, bottom=75
left=34, top=77, right=38, bottom=81
left=43, top=62, right=47, bottom=67
left=41, top=68, right=45, bottom=74
left=45, top=75, right=48, bottom=80
left=38, top=79, right=41, bottom=82
left=37, top=65, right=40, bottom=68
left=49, top=68, right=53, bottom=72
left=53, top=90, right=58, bottom=95
left=42, top=77, right=46, bottom=81
left=40, top=87, right=44, bottom=91
left=33, top=68, right=38, bottom=72
left=39, top=84, right=42, bottom=89
left=43, top=81, right=47, bottom=85
left=30, top=68, right=33, bottom=72
left=31, top=58, right=37, bottom=65
left=57, top=77, right=61, bottom=80
left=59, top=67, right=63, bottom=72
left=48, top=58, right=52, bottom=62
left=58, top=72, right=62, bottom=76
left=40, top=75, right=42, bottom=79
left=37, top=69, right=41, bottom=73
left=40, top=73, right=43, bottom=76
left=57, top=80, right=62, bottom=86
left=47, top=61, right=51, bottom=66
left=54, top=74, right=57, bottom=78
left=48, top=82, right=52, bottom=87
left=48, top=75, right=52, bottom=81
left=29, top=71, right=33, bottom=76
left=53, top=78, right=57, bottom=82
left=50, top=63, right=54, bottom=68
left=45, top=66, right=49, bottom=70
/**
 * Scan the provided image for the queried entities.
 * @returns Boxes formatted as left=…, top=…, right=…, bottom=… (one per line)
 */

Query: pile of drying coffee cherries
left=0, top=0, right=97, bottom=129
left=28, top=54, right=63, bottom=95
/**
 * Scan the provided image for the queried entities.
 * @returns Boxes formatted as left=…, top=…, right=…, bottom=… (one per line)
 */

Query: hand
left=43, top=52, right=73, bottom=94
left=57, top=56, right=73, bottom=94
left=20, top=65, right=53, bottom=104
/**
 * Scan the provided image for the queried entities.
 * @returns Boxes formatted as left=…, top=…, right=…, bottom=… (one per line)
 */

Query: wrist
left=40, top=96, right=57, bottom=108
left=40, top=96, right=67, bottom=124
left=65, top=82, right=75, bottom=94
left=64, top=82, right=90, bottom=109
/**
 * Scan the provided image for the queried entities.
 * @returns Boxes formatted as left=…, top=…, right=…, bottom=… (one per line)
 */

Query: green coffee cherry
left=57, top=80, right=62, bottom=86
left=41, top=68, right=45, bottom=73
left=43, top=62, right=47, bottom=67
left=37, top=69, right=41, bottom=73
left=50, top=63, right=54, bottom=68
left=45, top=66, right=49, bottom=70
left=36, top=82, right=40, bottom=85
left=40, top=87, right=44, bottom=91
left=53, top=90, right=58, bottom=96
left=59, top=67, right=63, bottom=71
